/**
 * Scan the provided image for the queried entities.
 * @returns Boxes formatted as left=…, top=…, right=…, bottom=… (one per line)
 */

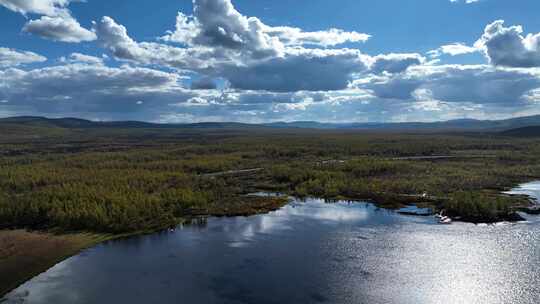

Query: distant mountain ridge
left=266, top=116, right=540, bottom=131
left=2, top=115, right=540, bottom=132
left=499, top=126, right=540, bottom=137
left=0, top=116, right=263, bottom=130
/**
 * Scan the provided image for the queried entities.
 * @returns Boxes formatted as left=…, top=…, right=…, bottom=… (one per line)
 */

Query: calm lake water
left=4, top=184, right=540, bottom=304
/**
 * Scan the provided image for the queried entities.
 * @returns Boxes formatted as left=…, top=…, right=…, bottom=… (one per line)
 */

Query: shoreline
left=0, top=230, right=115, bottom=298
left=0, top=196, right=290, bottom=298
left=2, top=185, right=537, bottom=299
left=0, top=227, right=195, bottom=298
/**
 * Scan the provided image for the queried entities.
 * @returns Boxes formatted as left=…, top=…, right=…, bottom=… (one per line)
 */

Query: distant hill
left=0, top=116, right=262, bottom=130
left=3, top=115, right=540, bottom=132
left=265, top=116, right=540, bottom=131
left=499, top=126, right=540, bottom=137
left=0, top=116, right=102, bottom=129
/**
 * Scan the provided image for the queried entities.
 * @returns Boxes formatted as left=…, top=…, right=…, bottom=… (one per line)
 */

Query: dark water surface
left=4, top=185, right=540, bottom=304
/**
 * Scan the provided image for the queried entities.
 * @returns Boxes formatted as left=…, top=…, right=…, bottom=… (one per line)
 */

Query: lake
left=3, top=184, right=540, bottom=304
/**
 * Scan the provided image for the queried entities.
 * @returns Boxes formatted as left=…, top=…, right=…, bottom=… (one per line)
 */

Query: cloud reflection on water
left=225, top=198, right=371, bottom=248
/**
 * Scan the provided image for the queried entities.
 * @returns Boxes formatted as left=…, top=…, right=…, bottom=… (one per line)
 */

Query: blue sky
left=1, top=0, right=540, bottom=123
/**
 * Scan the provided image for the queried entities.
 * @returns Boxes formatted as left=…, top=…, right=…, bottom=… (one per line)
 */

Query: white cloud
left=0, top=47, right=46, bottom=67
left=1, top=59, right=539, bottom=123
left=60, top=53, right=104, bottom=65
left=162, top=0, right=369, bottom=52
left=450, top=0, right=480, bottom=4
left=87, top=2, right=540, bottom=120
left=93, top=16, right=149, bottom=61
left=3, top=0, right=540, bottom=123
left=23, top=16, right=97, bottom=43
left=161, top=0, right=283, bottom=59
left=93, top=16, right=219, bottom=70
left=524, top=88, right=540, bottom=103
left=218, top=48, right=369, bottom=92
left=0, top=61, right=190, bottom=119
left=0, top=0, right=96, bottom=43
left=475, top=20, right=540, bottom=67
left=0, top=63, right=181, bottom=98
left=428, top=43, right=479, bottom=58
left=0, top=0, right=71, bottom=16
left=357, top=64, right=540, bottom=106
left=244, top=25, right=369, bottom=48
left=370, top=53, right=425, bottom=74
left=95, top=12, right=371, bottom=92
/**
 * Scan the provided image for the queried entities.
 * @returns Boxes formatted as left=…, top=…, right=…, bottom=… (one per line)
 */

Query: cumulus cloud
left=60, top=53, right=104, bottom=65
left=161, top=0, right=283, bottom=59
left=358, top=64, right=540, bottom=106
left=0, top=63, right=180, bottom=97
left=0, top=62, right=189, bottom=119
left=428, top=43, right=478, bottom=58
left=475, top=20, right=540, bottom=67
left=99, top=0, right=368, bottom=93
left=370, top=53, right=425, bottom=74
left=4, top=0, right=540, bottom=123
left=23, top=16, right=96, bottom=43
left=0, top=0, right=71, bottom=15
left=0, top=47, right=46, bottom=67
left=0, top=0, right=95, bottom=43
left=220, top=48, right=368, bottom=92
left=95, top=5, right=371, bottom=92
left=93, top=16, right=218, bottom=70
left=93, top=16, right=148, bottom=61
left=162, top=0, right=369, bottom=51
left=1, top=58, right=539, bottom=123
left=263, top=27, right=369, bottom=47
left=0, top=56, right=367, bottom=122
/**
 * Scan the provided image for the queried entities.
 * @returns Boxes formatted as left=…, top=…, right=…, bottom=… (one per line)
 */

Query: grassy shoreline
left=1, top=227, right=189, bottom=298
left=0, top=230, right=113, bottom=297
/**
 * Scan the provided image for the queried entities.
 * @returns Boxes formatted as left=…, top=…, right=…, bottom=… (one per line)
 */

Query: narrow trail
left=391, top=155, right=497, bottom=161
left=201, top=155, right=497, bottom=177
left=201, top=168, right=264, bottom=177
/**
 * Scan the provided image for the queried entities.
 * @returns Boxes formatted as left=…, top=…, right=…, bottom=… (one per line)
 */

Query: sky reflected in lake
left=505, top=181, right=540, bottom=204
left=4, top=187, right=540, bottom=304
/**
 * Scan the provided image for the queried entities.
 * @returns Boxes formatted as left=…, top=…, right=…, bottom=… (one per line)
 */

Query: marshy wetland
left=1, top=119, right=540, bottom=300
